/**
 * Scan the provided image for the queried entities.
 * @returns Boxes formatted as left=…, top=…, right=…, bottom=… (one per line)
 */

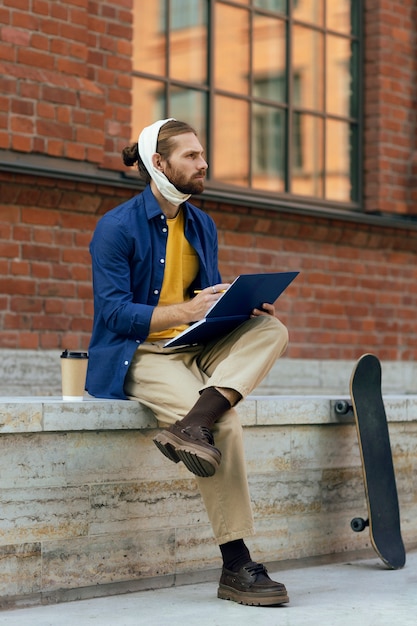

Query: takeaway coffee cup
left=60, top=350, right=88, bottom=401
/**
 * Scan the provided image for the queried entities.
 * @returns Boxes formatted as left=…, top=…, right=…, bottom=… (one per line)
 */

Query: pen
left=193, top=289, right=227, bottom=294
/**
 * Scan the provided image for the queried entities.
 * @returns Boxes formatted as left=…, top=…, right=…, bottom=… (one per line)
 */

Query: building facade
left=0, top=0, right=416, bottom=366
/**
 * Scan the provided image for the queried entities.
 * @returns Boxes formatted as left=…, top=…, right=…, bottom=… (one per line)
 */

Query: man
left=86, top=119, right=290, bottom=606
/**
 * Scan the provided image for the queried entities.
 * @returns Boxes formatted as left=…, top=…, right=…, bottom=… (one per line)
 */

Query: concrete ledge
left=1, top=393, right=416, bottom=608
left=0, top=397, right=157, bottom=433
left=1, top=394, right=417, bottom=434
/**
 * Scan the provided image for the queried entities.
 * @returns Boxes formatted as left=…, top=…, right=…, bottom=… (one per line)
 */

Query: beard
left=164, top=163, right=206, bottom=195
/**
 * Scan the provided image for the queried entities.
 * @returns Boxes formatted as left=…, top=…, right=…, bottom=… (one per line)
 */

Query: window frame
left=132, top=0, right=364, bottom=213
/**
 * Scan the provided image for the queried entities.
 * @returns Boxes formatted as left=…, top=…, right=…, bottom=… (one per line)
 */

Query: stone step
left=1, top=394, right=417, bottom=433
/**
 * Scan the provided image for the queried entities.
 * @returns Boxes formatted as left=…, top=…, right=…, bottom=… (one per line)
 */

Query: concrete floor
left=1, top=549, right=416, bottom=626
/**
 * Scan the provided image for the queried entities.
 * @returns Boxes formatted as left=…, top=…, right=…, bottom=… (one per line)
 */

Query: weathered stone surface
left=89, top=479, right=203, bottom=535
left=0, top=543, right=42, bottom=596
left=0, top=403, right=42, bottom=433
left=41, top=530, right=176, bottom=591
left=0, top=394, right=416, bottom=605
left=0, top=486, right=90, bottom=544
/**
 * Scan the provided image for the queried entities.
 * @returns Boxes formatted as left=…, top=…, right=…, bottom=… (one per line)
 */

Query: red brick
left=11, top=99, right=35, bottom=116
left=11, top=296, right=43, bottom=313
left=32, top=314, right=71, bottom=331
left=17, top=47, right=55, bottom=70
left=57, top=57, right=88, bottom=77
left=0, top=277, right=36, bottom=296
left=4, top=0, right=30, bottom=9
left=22, top=243, right=60, bottom=263
left=11, top=134, right=32, bottom=151
left=20, top=81, right=40, bottom=99
left=17, top=332, right=40, bottom=349
left=38, top=280, right=76, bottom=298
left=32, top=0, right=50, bottom=16
left=51, top=265, right=72, bottom=280
left=46, top=141, right=65, bottom=159
left=0, top=241, right=20, bottom=258
left=50, top=3, right=69, bottom=21
left=10, top=115, right=35, bottom=134
left=37, top=102, right=56, bottom=119
left=37, top=119, right=73, bottom=140
left=1, top=26, right=31, bottom=46
left=30, top=32, right=49, bottom=51
left=41, top=85, right=77, bottom=106
left=31, top=262, right=51, bottom=279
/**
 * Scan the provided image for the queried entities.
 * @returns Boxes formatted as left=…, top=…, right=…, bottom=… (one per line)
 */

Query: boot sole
left=153, top=438, right=181, bottom=464
left=217, top=584, right=289, bottom=606
left=153, top=430, right=221, bottom=478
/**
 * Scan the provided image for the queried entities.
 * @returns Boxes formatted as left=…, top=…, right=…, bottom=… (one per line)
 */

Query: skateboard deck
left=335, top=353, right=406, bottom=569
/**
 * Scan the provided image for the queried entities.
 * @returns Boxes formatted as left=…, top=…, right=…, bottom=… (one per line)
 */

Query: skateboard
left=334, top=353, right=406, bottom=569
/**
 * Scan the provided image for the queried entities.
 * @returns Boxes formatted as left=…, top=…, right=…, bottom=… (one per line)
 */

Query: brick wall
left=209, top=201, right=417, bottom=360
left=0, top=0, right=132, bottom=169
left=363, top=0, right=417, bottom=215
left=1, top=170, right=417, bottom=359
left=0, top=171, right=133, bottom=350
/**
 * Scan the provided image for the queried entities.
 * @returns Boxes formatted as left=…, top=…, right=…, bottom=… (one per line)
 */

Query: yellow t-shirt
left=146, top=208, right=199, bottom=342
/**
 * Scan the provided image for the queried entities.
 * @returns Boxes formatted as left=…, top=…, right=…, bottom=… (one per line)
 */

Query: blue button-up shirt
left=86, top=185, right=222, bottom=399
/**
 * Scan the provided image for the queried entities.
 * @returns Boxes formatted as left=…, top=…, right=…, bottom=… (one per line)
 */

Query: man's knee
left=255, top=315, right=289, bottom=354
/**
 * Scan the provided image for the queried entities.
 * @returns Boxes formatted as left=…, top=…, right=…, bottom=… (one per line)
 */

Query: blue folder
left=164, top=271, right=299, bottom=348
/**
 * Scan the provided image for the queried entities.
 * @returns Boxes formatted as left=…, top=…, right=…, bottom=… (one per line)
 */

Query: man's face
left=160, top=132, right=208, bottom=195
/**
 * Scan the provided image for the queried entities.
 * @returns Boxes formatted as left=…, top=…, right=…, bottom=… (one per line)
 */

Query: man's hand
left=187, top=283, right=230, bottom=321
left=250, top=302, right=276, bottom=318
left=149, top=283, right=230, bottom=332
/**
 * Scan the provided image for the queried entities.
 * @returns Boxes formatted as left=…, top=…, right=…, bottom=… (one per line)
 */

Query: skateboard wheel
left=334, top=400, right=352, bottom=415
left=351, top=517, right=368, bottom=532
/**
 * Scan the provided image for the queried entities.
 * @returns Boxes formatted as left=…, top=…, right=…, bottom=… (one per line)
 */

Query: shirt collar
left=142, top=184, right=195, bottom=224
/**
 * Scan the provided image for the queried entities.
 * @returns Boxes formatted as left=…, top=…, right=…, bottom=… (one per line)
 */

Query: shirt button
left=153, top=289, right=159, bottom=295
left=159, top=258, right=165, bottom=264
left=136, top=340, right=140, bottom=344
left=160, top=214, right=165, bottom=220
left=124, top=360, right=129, bottom=366
left=162, top=227, right=167, bottom=233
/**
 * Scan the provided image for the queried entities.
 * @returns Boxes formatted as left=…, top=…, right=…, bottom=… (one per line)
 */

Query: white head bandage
left=138, top=118, right=191, bottom=206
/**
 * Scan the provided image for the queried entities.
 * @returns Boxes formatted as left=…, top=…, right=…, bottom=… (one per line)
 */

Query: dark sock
left=220, top=539, right=251, bottom=572
left=179, top=387, right=231, bottom=430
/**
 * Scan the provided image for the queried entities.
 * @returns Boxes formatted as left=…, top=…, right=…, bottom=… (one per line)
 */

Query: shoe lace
left=244, top=562, right=268, bottom=577
left=197, top=426, right=214, bottom=445
left=182, top=425, right=215, bottom=445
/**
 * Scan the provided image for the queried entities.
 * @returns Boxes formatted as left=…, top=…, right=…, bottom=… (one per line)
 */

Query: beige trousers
left=124, top=315, right=289, bottom=545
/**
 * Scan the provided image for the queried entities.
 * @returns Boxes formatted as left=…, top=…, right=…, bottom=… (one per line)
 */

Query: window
left=132, top=0, right=361, bottom=205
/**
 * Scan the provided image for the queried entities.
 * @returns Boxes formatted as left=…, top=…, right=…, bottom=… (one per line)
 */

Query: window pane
left=253, top=0, right=287, bottom=13
left=253, top=15, right=287, bottom=103
left=327, top=0, right=352, bottom=35
left=252, top=104, right=286, bottom=192
left=291, top=114, right=324, bottom=197
left=293, top=26, right=324, bottom=111
left=131, top=78, right=166, bottom=137
left=349, top=123, right=359, bottom=202
left=133, top=3, right=166, bottom=75
left=215, top=5, right=250, bottom=95
left=170, top=0, right=208, bottom=83
left=169, top=87, right=207, bottom=145
left=326, top=35, right=353, bottom=117
left=325, top=119, right=352, bottom=202
left=213, top=97, right=249, bottom=187
left=171, top=0, right=205, bottom=29
left=293, top=0, right=324, bottom=27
